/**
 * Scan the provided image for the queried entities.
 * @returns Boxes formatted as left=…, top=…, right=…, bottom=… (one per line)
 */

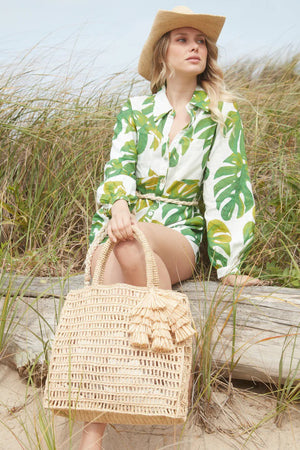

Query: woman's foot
left=221, top=274, right=269, bottom=287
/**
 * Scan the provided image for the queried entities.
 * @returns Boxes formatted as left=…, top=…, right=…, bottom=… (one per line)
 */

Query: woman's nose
left=190, top=42, right=199, bottom=52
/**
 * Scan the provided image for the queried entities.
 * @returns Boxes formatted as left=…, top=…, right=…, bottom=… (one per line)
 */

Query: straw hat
left=138, top=6, right=226, bottom=81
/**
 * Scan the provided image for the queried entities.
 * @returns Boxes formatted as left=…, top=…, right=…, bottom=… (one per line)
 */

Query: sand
left=0, top=363, right=299, bottom=449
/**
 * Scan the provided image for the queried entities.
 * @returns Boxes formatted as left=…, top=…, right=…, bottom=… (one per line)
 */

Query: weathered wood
left=0, top=273, right=299, bottom=383
left=182, top=281, right=300, bottom=383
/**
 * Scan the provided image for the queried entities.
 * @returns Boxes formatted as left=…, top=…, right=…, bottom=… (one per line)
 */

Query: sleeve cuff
left=111, top=194, right=137, bottom=212
left=98, top=193, right=137, bottom=214
left=216, top=266, right=241, bottom=279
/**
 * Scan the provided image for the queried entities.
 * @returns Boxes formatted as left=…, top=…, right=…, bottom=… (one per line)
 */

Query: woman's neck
left=165, top=76, right=197, bottom=110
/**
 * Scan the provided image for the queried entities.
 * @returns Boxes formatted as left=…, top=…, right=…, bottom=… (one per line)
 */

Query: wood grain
left=1, top=274, right=299, bottom=382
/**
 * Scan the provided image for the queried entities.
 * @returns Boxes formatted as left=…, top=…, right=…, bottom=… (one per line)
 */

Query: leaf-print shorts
left=89, top=199, right=204, bottom=262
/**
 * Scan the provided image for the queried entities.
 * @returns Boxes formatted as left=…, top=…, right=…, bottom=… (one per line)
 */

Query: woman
left=80, top=6, right=261, bottom=449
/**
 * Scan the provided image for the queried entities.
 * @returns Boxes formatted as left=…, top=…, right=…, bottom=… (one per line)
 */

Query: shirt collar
left=153, top=86, right=173, bottom=121
left=153, top=85, right=210, bottom=121
left=189, top=87, right=211, bottom=112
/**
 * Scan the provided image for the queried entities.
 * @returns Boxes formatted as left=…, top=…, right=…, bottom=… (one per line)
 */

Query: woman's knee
left=113, top=239, right=144, bottom=271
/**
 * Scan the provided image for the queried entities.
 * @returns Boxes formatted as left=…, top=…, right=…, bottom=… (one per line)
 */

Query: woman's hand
left=108, top=199, right=137, bottom=243
left=221, top=274, right=267, bottom=287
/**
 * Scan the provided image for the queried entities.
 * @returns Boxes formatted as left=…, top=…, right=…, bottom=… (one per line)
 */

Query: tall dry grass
left=225, top=54, right=300, bottom=286
left=0, top=50, right=299, bottom=448
left=0, top=52, right=299, bottom=285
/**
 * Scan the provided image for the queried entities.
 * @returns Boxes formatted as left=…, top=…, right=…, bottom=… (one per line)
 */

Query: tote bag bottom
left=49, top=408, right=186, bottom=425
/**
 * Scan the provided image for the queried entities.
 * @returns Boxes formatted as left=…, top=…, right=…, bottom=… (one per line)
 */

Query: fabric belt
left=136, top=191, right=198, bottom=207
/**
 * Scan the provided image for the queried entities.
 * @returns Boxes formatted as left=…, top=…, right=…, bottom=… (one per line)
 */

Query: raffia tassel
left=174, top=323, right=195, bottom=343
left=152, top=338, right=174, bottom=352
left=128, top=316, right=153, bottom=328
left=128, top=290, right=169, bottom=349
left=152, top=334, right=174, bottom=352
left=131, top=306, right=156, bottom=321
left=131, top=290, right=167, bottom=315
left=152, top=327, right=173, bottom=340
left=152, top=320, right=171, bottom=331
left=151, top=323, right=174, bottom=352
left=129, top=289, right=194, bottom=351
left=152, top=308, right=170, bottom=326
left=129, top=329, right=150, bottom=349
left=168, top=302, right=189, bottom=322
left=128, top=321, right=151, bottom=335
left=170, top=316, right=191, bottom=332
left=148, top=290, right=169, bottom=310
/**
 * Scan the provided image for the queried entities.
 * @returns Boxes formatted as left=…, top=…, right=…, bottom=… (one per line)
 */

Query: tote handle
left=84, top=225, right=108, bottom=286
left=84, top=225, right=160, bottom=288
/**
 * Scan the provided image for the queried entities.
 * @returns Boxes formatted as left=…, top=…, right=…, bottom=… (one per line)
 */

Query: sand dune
left=1, top=363, right=299, bottom=449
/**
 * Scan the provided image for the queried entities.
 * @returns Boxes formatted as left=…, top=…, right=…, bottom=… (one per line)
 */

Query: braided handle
left=85, top=225, right=160, bottom=288
left=84, top=225, right=108, bottom=286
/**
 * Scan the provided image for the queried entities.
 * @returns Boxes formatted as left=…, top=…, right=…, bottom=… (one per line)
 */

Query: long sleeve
left=203, top=102, right=255, bottom=278
left=96, top=99, right=138, bottom=214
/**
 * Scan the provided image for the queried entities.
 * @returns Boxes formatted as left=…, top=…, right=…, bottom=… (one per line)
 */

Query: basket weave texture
left=43, top=226, right=195, bottom=425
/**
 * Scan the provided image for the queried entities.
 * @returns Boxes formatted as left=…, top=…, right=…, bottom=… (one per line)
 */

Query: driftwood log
left=0, top=273, right=299, bottom=384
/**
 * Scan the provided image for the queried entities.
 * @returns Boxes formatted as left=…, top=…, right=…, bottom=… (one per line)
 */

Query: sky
left=0, top=0, right=299, bottom=86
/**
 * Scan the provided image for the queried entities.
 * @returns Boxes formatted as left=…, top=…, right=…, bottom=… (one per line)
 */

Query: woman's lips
left=186, top=57, right=200, bottom=63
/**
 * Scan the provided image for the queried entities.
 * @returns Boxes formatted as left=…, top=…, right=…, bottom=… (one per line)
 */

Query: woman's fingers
left=109, top=200, right=136, bottom=242
left=107, top=221, right=117, bottom=243
left=108, top=213, right=136, bottom=242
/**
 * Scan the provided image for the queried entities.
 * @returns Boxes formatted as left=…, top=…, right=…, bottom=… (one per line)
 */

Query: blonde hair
left=150, top=32, right=234, bottom=126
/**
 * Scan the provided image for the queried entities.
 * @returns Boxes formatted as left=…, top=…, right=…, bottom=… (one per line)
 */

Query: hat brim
left=138, top=9, right=225, bottom=81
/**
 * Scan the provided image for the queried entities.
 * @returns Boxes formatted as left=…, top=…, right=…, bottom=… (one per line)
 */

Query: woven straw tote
left=43, top=225, right=195, bottom=425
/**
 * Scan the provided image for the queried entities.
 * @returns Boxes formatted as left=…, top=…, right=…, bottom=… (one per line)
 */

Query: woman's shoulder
left=117, top=92, right=156, bottom=119
left=218, top=99, right=239, bottom=114
left=126, top=92, right=156, bottom=110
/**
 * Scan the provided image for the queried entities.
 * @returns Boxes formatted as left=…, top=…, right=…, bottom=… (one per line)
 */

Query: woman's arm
left=203, top=102, right=256, bottom=281
left=108, top=199, right=137, bottom=243
left=96, top=99, right=138, bottom=217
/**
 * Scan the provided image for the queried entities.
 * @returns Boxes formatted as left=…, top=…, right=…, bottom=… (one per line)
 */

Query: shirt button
left=148, top=210, right=154, bottom=217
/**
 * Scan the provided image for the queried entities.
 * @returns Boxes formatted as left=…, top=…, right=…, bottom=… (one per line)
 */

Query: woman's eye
left=177, top=38, right=186, bottom=42
left=198, top=39, right=205, bottom=44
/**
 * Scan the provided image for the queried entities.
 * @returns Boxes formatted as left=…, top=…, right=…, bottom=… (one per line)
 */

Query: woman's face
left=166, top=27, right=207, bottom=78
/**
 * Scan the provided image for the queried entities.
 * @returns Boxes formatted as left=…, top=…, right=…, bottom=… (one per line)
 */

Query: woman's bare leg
left=79, top=223, right=195, bottom=449
left=136, top=222, right=195, bottom=284
left=79, top=422, right=106, bottom=450
left=91, top=222, right=195, bottom=286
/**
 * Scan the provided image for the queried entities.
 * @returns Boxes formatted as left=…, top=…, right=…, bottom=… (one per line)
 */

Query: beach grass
left=224, top=54, right=300, bottom=286
left=0, top=49, right=299, bottom=448
left=0, top=51, right=299, bottom=285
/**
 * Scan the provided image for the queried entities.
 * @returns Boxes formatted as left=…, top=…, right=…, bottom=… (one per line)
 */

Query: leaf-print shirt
left=90, top=86, right=255, bottom=278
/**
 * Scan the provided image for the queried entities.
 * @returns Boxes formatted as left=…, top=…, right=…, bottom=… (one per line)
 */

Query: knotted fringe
left=128, top=289, right=195, bottom=352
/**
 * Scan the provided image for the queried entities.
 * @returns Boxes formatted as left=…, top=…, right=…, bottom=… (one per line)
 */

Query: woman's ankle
left=78, top=422, right=106, bottom=450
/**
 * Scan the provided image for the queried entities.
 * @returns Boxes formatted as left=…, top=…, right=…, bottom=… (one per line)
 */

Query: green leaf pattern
left=90, top=87, right=255, bottom=277
left=213, top=109, right=254, bottom=221
left=207, top=220, right=231, bottom=268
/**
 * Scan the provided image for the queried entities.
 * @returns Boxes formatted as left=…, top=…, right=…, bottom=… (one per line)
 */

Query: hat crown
left=138, top=7, right=226, bottom=81
left=172, top=6, right=194, bottom=14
